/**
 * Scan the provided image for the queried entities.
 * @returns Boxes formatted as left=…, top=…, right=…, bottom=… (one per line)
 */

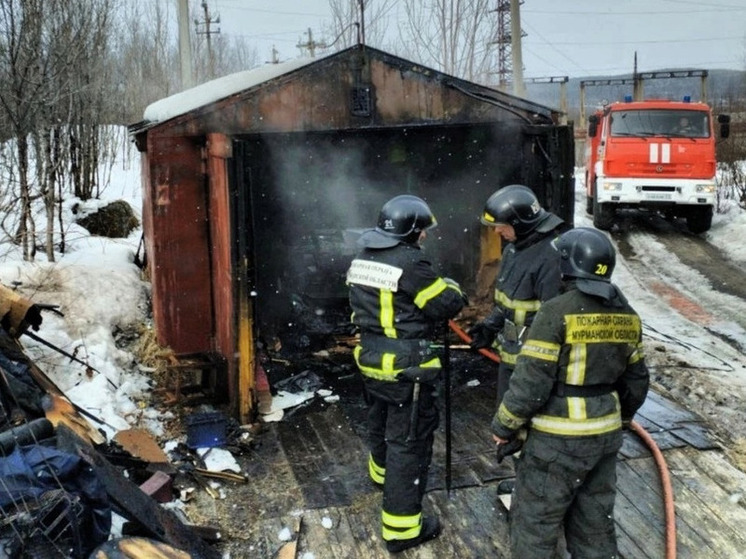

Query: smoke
left=246, top=120, right=532, bottom=346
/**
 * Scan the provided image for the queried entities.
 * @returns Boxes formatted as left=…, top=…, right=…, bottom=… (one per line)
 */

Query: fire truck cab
left=585, top=97, right=730, bottom=233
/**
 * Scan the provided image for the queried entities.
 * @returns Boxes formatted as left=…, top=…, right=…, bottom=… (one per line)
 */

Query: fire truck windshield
left=609, top=110, right=710, bottom=139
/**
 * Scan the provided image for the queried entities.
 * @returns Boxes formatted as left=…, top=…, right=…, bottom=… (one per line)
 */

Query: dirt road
left=593, top=209, right=746, bottom=467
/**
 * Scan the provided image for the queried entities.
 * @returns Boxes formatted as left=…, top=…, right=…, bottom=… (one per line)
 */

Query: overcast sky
left=205, top=0, right=746, bottom=78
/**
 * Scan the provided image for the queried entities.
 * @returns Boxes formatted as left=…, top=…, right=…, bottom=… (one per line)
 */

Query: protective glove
left=496, top=437, right=523, bottom=464
left=468, top=322, right=497, bottom=350
left=24, top=304, right=43, bottom=331
left=495, top=429, right=527, bottom=463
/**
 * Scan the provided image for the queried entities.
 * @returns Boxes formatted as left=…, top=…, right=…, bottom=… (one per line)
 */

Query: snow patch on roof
left=142, top=55, right=324, bottom=124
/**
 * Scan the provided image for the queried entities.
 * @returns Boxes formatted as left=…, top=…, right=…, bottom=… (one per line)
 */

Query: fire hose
left=447, top=319, right=677, bottom=559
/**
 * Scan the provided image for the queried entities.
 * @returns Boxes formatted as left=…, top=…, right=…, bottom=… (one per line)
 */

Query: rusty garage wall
left=131, top=45, right=573, bottom=421
left=141, top=134, right=213, bottom=354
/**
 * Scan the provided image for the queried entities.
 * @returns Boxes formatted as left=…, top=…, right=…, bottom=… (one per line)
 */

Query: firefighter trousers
left=496, top=361, right=515, bottom=408
left=367, top=383, right=439, bottom=542
left=510, top=430, right=623, bottom=559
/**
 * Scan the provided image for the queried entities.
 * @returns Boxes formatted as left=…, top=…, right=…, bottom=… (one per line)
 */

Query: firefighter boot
left=385, top=517, right=441, bottom=553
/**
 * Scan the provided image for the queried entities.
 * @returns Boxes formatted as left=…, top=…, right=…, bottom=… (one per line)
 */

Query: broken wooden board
left=114, top=428, right=171, bottom=463
left=55, top=424, right=221, bottom=559
left=90, top=536, right=193, bottom=558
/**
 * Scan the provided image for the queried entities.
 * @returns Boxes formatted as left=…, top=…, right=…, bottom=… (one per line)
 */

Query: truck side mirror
left=718, top=114, right=731, bottom=139
left=588, top=115, right=599, bottom=138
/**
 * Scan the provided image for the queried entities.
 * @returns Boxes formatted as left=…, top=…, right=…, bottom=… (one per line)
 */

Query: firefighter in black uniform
left=468, top=184, right=567, bottom=407
left=492, top=227, right=650, bottom=559
left=347, top=194, right=466, bottom=553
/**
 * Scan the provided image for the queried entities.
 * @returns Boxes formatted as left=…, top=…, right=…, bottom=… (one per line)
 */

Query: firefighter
left=468, top=184, right=567, bottom=410
left=492, top=227, right=650, bottom=559
left=673, top=116, right=695, bottom=135
left=346, top=194, right=466, bottom=553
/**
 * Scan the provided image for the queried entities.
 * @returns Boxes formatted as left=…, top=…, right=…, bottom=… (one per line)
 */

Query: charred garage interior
left=129, top=44, right=575, bottom=422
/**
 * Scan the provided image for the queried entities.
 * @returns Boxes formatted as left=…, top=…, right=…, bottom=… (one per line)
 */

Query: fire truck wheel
left=592, top=198, right=614, bottom=231
left=586, top=196, right=594, bottom=216
left=685, top=206, right=713, bottom=234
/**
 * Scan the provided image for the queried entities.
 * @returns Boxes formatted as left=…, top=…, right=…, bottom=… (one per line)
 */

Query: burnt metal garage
left=129, top=45, right=575, bottom=423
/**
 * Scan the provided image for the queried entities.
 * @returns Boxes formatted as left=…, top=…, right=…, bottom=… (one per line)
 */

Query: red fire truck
left=585, top=97, right=730, bottom=233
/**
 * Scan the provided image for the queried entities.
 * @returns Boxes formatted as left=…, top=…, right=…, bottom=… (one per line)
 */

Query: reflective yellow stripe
left=520, top=339, right=560, bottom=362
left=380, top=290, right=396, bottom=338
left=565, top=313, right=641, bottom=344
left=354, top=348, right=441, bottom=382
left=368, top=454, right=385, bottom=485
left=566, top=343, right=587, bottom=385
left=382, top=510, right=422, bottom=540
left=382, top=353, right=395, bottom=373
left=497, top=402, right=527, bottom=430
left=495, top=290, right=541, bottom=314
left=382, top=510, right=421, bottom=529
left=629, top=342, right=645, bottom=364
left=531, top=411, right=622, bottom=435
left=420, top=357, right=441, bottom=368
left=567, top=396, right=586, bottom=419
left=354, top=347, right=399, bottom=381
left=499, top=349, right=518, bottom=365
left=414, top=277, right=448, bottom=308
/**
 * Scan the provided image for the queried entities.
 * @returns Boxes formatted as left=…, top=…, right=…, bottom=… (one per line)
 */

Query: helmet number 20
left=595, top=263, right=608, bottom=276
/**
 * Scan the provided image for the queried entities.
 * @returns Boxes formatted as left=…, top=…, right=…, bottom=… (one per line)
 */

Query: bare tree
left=0, top=0, right=116, bottom=260
left=326, top=0, right=398, bottom=52
left=111, top=1, right=179, bottom=124
left=192, top=26, right=260, bottom=82
left=397, top=0, right=497, bottom=83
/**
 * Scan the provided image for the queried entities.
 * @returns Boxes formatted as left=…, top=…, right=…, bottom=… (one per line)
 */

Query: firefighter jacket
left=482, top=227, right=564, bottom=365
left=347, top=242, right=466, bottom=401
left=492, top=281, right=649, bottom=439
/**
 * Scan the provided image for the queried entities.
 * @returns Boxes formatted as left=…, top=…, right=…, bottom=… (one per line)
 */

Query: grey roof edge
left=128, top=44, right=561, bottom=137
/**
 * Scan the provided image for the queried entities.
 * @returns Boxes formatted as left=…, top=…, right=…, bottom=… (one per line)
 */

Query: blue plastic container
left=186, top=412, right=227, bottom=448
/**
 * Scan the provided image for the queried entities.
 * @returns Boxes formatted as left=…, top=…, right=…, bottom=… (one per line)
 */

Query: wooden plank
left=214, top=378, right=745, bottom=559
left=615, top=459, right=667, bottom=557
left=309, top=403, right=373, bottom=500
left=669, top=423, right=720, bottom=450
left=644, top=428, right=690, bottom=452
left=277, top=413, right=351, bottom=508
left=663, top=448, right=746, bottom=558
left=614, top=492, right=656, bottom=559
left=688, top=447, right=746, bottom=495
left=621, top=453, right=722, bottom=559
left=637, top=391, right=701, bottom=429
left=619, top=429, right=652, bottom=459
left=430, top=486, right=511, bottom=557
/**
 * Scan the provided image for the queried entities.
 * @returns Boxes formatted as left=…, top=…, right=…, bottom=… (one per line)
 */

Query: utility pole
left=491, top=0, right=525, bottom=96
left=195, top=1, right=220, bottom=79
left=177, top=0, right=193, bottom=89
left=632, top=52, right=643, bottom=101
left=297, top=28, right=327, bottom=58
left=510, top=0, right=525, bottom=97
left=267, top=46, right=280, bottom=65
left=358, top=0, right=365, bottom=45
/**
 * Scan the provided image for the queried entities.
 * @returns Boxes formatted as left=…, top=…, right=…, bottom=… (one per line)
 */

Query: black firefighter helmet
left=554, top=227, right=617, bottom=299
left=481, top=184, right=562, bottom=238
left=358, top=195, right=437, bottom=249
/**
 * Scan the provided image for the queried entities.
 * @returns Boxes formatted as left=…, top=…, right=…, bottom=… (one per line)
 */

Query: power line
left=195, top=1, right=221, bottom=78
left=526, top=35, right=746, bottom=46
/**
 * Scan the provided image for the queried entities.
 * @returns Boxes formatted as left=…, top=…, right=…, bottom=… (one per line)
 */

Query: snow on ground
left=0, top=128, right=165, bottom=438
left=573, top=174, right=746, bottom=451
